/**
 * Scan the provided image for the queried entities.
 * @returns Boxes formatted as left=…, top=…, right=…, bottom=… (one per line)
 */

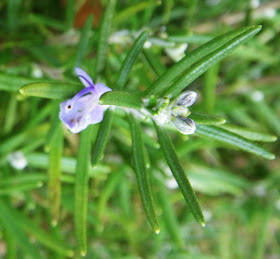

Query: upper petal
left=94, top=83, right=112, bottom=97
left=75, top=67, right=94, bottom=88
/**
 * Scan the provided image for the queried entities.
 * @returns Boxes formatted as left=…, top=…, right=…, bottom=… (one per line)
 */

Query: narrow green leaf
left=75, top=126, right=93, bottom=256
left=145, top=26, right=259, bottom=96
left=7, top=0, right=21, bottom=32
left=0, top=71, right=52, bottom=92
left=65, top=0, right=75, bottom=30
left=0, top=200, right=42, bottom=258
left=113, top=1, right=161, bottom=25
left=0, top=200, right=73, bottom=256
left=0, top=174, right=46, bottom=187
left=203, top=63, right=219, bottom=113
left=28, top=14, right=65, bottom=31
left=248, top=97, right=280, bottom=135
left=129, top=113, right=160, bottom=234
left=0, top=182, right=43, bottom=195
left=75, top=15, right=93, bottom=67
left=189, top=111, right=226, bottom=125
left=165, top=26, right=262, bottom=97
left=97, top=169, right=125, bottom=231
left=156, top=177, right=183, bottom=248
left=153, top=121, right=205, bottom=226
left=44, top=101, right=61, bottom=152
left=3, top=94, right=17, bottom=134
left=99, top=91, right=142, bottom=109
left=20, top=82, right=81, bottom=99
left=92, top=109, right=114, bottom=165
left=25, top=152, right=109, bottom=175
left=95, top=0, right=116, bottom=76
left=4, top=230, right=16, bottom=259
left=115, top=30, right=149, bottom=90
left=113, top=115, right=160, bottom=149
left=142, top=49, right=167, bottom=77
left=218, top=124, right=277, bottom=142
left=48, top=123, right=63, bottom=226
left=195, top=125, right=275, bottom=160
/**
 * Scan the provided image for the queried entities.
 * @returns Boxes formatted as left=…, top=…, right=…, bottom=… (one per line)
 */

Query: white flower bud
left=172, top=116, right=196, bottom=135
left=7, top=151, right=28, bottom=170
left=171, top=106, right=190, bottom=117
left=175, top=91, right=197, bottom=107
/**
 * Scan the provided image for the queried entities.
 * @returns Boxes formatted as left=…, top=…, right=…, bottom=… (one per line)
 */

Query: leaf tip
left=155, top=228, right=160, bottom=234
left=81, top=250, right=87, bottom=256
left=19, top=87, right=25, bottom=95
left=201, top=222, right=206, bottom=227
left=268, top=154, right=276, bottom=160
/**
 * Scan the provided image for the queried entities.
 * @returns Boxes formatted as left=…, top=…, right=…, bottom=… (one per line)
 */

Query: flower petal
left=75, top=67, right=94, bottom=88
left=94, top=83, right=112, bottom=97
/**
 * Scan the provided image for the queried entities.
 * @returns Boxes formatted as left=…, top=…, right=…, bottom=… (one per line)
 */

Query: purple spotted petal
left=75, top=67, right=94, bottom=88
left=59, top=68, right=111, bottom=133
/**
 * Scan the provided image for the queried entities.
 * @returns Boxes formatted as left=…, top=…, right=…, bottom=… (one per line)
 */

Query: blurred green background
left=0, top=0, right=279, bottom=258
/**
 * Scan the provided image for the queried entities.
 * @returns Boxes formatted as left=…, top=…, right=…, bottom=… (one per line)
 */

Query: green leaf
left=129, top=113, right=160, bottom=234
left=96, top=168, right=125, bottom=232
left=218, top=124, right=277, bottom=142
left=142, top=49, right=167, bottom=77
left=20, top=82, right=81, bottom=99
left=75, top=125, right=93, bottom=256
left=48, top=123, right=63, bottom=226
left=65, top=0, right=75, bottom=30
left=145, top=26, right=260, bottom=97
left=0, top=199, right=73, bottom=256
left=156, top=177, right=183, bottom=248
left=115, top=30, right=149, bottom=90
left=165, top=26, right=262, bottom=97
left=95, top=0, right=116, bottom=76
left=113, top=1, right=161, bottom=25
left=99, top=90, right=142, bottom=109
left=0, top=200, right=42, bottom=258
left=92, top=109, right=114, bottom=165
left=189, top=111, right=226, bottom=125
left=153, top=121, right=205, bottom=226
left=0, top=71, right=52, bottom=92
left=113, top=115, right=160, bottom=149
left=75, top=15, right=93, bottom=67
left=203, top=63, right=219, bottom=113
left=195, top=125, right=275, bottom=160
left=0, top=182, right=43, bottom=195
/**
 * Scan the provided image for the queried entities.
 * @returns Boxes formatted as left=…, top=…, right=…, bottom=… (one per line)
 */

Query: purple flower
left=59, top=67, right=111, bottom=133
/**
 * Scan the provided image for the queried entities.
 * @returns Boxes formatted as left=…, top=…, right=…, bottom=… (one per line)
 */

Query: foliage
left=0, top=0, right=279, bottom=258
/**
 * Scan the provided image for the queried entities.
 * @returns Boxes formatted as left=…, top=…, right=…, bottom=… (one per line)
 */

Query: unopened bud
left=171, top=106, right=191, bottom=117
left=175, top=91, right=197, bottom=107
left=7, top=151, right=28, bottom=170
left=172, top=116, right=196, bottom=135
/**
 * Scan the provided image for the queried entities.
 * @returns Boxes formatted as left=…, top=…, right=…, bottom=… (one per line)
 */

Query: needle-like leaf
left=129, top=113, right=160, bottom=234
left=195, top=125, right=275, bottom=160
left=153, top=121, right=205, bottom=226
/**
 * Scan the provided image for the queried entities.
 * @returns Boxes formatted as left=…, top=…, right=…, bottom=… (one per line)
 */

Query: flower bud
left=175, top=91, right=197, bottom=107
left=172, top=116, right=196, bottom=135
